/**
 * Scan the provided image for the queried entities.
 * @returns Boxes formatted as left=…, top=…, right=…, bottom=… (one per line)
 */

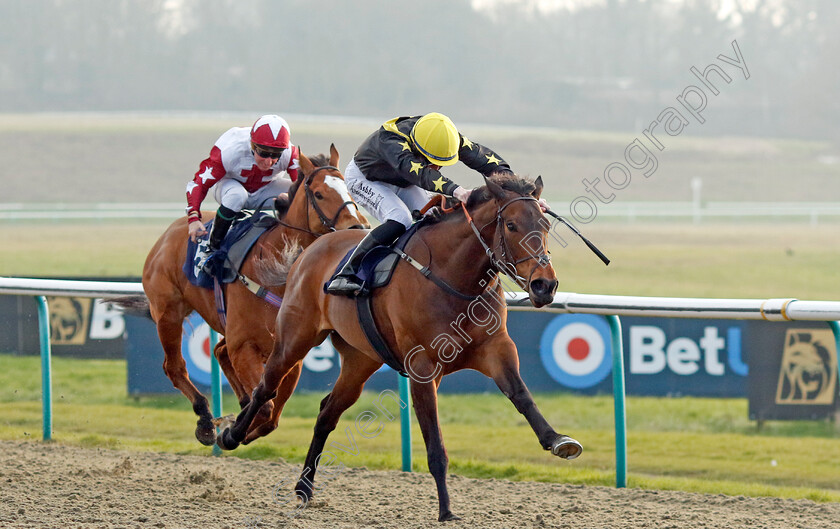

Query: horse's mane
left=289, top=152, right=330, bottom=200
left=465, top=172, right=537, bottom=209
left=308, top=153, right=330, bottom=167
left=418, top=173, right=535, bottom=227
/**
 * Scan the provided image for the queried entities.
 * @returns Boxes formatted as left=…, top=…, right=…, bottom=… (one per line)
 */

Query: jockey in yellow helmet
left=327, top=112, right=512, bottom=295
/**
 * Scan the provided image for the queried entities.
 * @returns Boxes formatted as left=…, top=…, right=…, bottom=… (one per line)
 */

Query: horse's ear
left=532, top=175, right=544, bottom=199
left=484, top=175, right=507, bottom=201
left=298, top=151, right=315, bottom=176
left=329, top=143, right=340, bottom=167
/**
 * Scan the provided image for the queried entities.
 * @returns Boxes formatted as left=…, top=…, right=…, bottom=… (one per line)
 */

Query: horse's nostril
left=531, top=279, right=547, bottom=295
left=531, top=279, right=558, bottom=297
left=350, top=224, right=366, bottom=230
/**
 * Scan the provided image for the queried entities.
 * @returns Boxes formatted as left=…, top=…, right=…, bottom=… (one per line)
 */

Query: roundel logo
left=181, top=312, right=229, bottom=388
left=539, top=314, right=612, bottom=389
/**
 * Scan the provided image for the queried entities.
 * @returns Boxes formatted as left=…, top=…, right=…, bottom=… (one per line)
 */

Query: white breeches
left=344, top=158, right=432, bottom=228
left=213, top=177, right=292, bottom=212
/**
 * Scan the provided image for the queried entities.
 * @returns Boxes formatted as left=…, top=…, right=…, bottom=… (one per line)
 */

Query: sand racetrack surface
left=2, top=440, right=839, bottom=529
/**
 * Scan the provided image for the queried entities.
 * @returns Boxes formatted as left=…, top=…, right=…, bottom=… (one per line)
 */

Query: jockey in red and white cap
left=186, top=114, right=300, bottom=251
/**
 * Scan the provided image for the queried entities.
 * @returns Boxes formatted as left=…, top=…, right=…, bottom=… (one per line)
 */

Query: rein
left=274, top=165, right=354, bottom=237
left=398, top=193, right=551, bottom=300
left=304, top=166, right=356, bottom=232
left=464, top=196, right=550, bottom=290
left=234, top=165, right=354, bottom=310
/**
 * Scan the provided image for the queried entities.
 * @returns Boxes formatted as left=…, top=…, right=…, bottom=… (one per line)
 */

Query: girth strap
left=356, top=295, right=407, bottom=377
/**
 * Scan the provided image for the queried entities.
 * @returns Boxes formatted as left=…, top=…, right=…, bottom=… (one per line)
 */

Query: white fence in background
left=2, top=202, right=840, bottom=223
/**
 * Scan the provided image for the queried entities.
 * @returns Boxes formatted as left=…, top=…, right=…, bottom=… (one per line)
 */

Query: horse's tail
left=107, top=295, right=152, bottom=320
left=253, top=236, right=305, bottom=287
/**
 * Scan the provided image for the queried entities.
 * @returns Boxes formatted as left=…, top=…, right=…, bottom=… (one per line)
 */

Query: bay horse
left=136, top=145, right=368, bottom=446
left=217, top=173, right=582, bottom=521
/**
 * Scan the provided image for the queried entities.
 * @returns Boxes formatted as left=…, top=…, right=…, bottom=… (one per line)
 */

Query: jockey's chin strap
left=464, top=196, right=551, bottom=291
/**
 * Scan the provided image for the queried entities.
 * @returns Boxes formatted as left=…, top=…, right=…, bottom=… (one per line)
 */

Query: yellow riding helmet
left=410, top=113, right=460, bottom=166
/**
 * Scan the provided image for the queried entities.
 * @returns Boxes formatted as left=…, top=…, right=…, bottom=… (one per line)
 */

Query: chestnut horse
left=217, top=174, right=582, bottom=521
left=137, top=146, right=368, bottom=446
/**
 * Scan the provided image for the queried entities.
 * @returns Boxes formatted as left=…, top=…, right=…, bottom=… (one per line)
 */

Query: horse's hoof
left=439, top=511, right=461, bottom=522
left=295, top=478, right=314, bottom=501
left=551, top=435, right=583, bottom=460
left=196, top=429, right=216, bottom=446
left=294, top=487, right=313, bottom=508
left=195, top=420, right=217, bottom=446
left=215, top=428, right=240, bottom=451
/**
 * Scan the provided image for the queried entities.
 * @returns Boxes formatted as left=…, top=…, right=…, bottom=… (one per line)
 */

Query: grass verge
left=1, top=354, right=838, bottom=502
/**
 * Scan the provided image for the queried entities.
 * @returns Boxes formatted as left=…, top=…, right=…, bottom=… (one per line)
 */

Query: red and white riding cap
left=250, top=114, right=291, bottom=149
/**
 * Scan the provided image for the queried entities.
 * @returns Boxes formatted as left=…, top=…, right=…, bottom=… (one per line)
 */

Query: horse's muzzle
left=529, top=278, right=558, bottom=308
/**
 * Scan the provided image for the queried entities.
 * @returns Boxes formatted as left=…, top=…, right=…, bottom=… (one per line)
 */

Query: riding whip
left=544, top=209, right=610, bottom=266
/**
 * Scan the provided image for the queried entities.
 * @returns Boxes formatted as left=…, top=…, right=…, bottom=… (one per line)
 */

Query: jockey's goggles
left=253, top=145, right=285, bottom=159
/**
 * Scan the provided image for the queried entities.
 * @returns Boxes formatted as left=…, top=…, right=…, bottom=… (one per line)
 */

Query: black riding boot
left=326, top=220, right=406, bottom=294
left=207, top=205, right=237, bottom=253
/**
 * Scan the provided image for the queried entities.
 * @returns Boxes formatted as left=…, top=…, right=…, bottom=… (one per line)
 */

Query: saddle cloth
left=328, top=219, right=427, bottom=297
left=183, top=212, right=278, bottom=289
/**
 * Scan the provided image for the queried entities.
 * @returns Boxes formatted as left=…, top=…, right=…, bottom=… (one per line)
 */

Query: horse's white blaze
left=325, top=175, right=361, bottom=220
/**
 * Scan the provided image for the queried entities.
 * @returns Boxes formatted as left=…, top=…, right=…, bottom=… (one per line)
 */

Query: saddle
left=183, top=212, right=278, bottom=289
left=329, top=220, right=427, bottom=298
left=323, top=219, right=433, bottom=377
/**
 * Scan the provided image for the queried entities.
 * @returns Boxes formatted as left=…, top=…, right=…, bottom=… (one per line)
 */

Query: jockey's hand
left=538, top=198, right=549, bottom=212
left=188, top=220, right=207, bottom=243
left=453, top=186, right=472, bottom=204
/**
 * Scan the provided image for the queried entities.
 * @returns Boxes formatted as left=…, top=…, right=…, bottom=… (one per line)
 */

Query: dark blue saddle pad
left=330, top=220, right=426, bottom=297
left=183, top=212, right=277, bottom=288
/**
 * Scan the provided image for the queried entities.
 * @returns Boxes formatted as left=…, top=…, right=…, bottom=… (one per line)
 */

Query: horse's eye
left=506, top=221, right=516, bottom=232
left=314, top=191, right=324, bottom=200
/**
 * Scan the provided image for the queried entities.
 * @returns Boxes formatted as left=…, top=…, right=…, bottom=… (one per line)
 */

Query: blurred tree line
left=0, top=0, right=837, bottom=140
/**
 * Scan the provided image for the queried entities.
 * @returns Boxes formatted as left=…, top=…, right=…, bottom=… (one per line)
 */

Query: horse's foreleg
left=243, top=361, right=303, bottom=444
left=480, top=342, right=582, bottom=460
left=294, top=347, right=381, bottom=504
left=217, top=335, right=311, bottom=451
left=410, top=376, right=459, bottom=522
left=156, top=315, right=215, bottom=446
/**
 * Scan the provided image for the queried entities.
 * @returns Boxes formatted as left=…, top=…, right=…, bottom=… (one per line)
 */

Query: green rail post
left=399, top=375, right=412, bottom=471
left=209, top=329, right=222, bottom=456
left=607, top=315, right=626, bottom=488
left=35, top=296, right=52, bottom=441
left=828, top=322, right=840, bottom=400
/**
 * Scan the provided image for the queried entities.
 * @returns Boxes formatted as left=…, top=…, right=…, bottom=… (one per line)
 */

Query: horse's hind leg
left=213, top=338, right=249, bottom=407
left=294, top=339, right=381, bottom=503
left=155, top=312, right=216, bottom=446
left=473, top=338, right=582, bottom=459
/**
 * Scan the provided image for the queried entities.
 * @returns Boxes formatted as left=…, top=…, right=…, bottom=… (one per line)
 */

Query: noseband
left=466, top=196, right=552, bottom=289
left=301, top=165, right=357, bottom=232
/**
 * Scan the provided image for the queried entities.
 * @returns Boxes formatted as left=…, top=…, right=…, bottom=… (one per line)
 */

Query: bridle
left=466, top=196, right=552, bottom=289
left=303, top=166, right=357, bottom=232
left=277, top=165, right=356, bottom=236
